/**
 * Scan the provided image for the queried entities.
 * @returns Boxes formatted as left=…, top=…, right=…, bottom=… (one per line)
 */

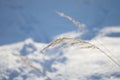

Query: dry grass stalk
left=40, top=37, right=73, bottom=53
left=56, top=11, right=86, bottom=30
left=40, top=37, right=95, bottom=53
left=40, top=37, right=120, bottom=68
left=12, top=54, right=53, bottom=80
left=95, top=47, right=120, bottom=68
left=13, top=53, right=46, bottom=76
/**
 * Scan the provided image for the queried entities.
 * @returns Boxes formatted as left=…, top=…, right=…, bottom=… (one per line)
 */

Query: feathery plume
left=40, top=37, right=120, bottom=68
left=40, top=37, right=94, bottom=53
left=56, top=11, right=86, bottom=30
left=13, top=53, right=45, bottom=75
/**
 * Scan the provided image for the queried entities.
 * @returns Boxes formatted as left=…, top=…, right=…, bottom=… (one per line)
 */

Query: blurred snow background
left=0, top=0, right=120, bottom=80
left=0, top=0, right=120, bottom=45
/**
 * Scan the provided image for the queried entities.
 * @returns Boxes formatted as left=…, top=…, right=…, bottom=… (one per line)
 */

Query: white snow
left=0, top=27, right=120, bottom=80
left=0, top=0, right=120, bottom=79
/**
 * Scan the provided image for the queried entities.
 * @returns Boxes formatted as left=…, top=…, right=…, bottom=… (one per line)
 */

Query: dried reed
left=13, top=53, right=46, bottom=76
left=40, top=37, right=120, bottom=68
left=56, top=11, right=86, bottom=30
left=40, top=37, right=95, bottom=52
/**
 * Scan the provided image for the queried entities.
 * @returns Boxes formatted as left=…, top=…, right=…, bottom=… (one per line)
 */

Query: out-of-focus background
left=0, top=0, right=120, bottom=45
left=0, top=0, right=120, bottom=80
